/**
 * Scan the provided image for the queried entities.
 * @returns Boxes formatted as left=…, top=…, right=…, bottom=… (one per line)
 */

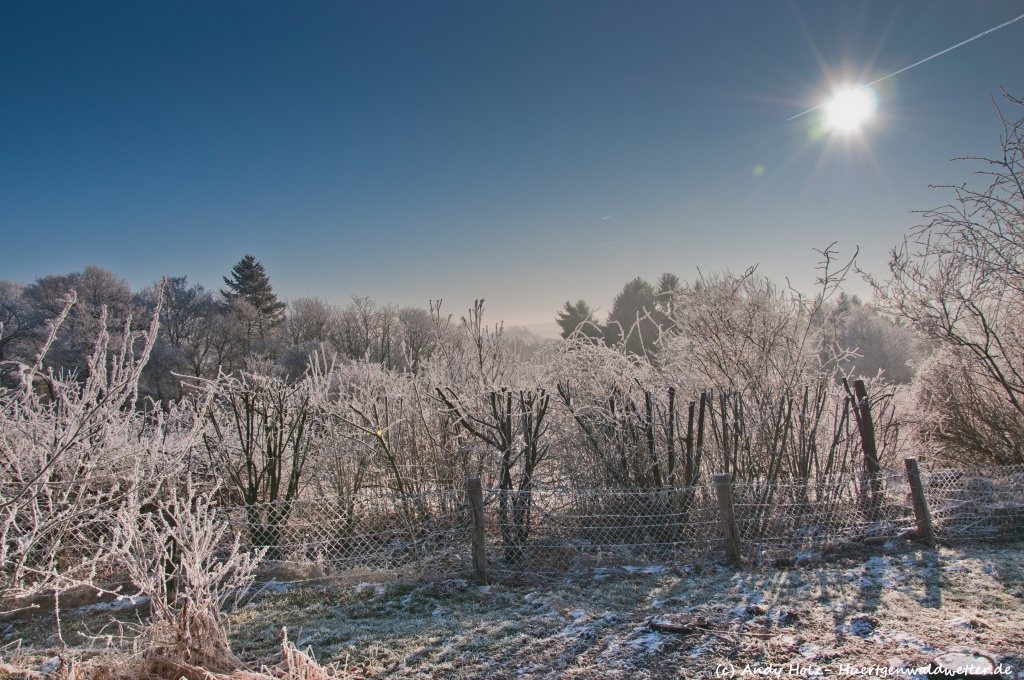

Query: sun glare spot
left=823, top=87, right=876, bottom=132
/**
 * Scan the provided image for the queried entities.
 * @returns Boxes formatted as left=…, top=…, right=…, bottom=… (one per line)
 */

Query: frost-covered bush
left=909, top=347, right=1024, bottom=466
left=872, top=92, right=1024, bottom=466
left=0, top=289, right=206, bottom=611
left=113, top=481, right=262, bottom=671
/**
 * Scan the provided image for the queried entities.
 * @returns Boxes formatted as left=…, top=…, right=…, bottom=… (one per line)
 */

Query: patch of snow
left=252, top=578, right=293, bottom=596
left=796, top=551, right=818, bottom=565
left=628, top=630, right=664, bottom=654
left=948, top=616, right=977, bottom=630
left=873, top=629, right=935, bottom=653
left=618, top=564, right=666, bottom=574
left=78, top=594, right=150, bottom=613
left=838, top=615, right=877, bottom=638
left=799, top=643, right=824, bottom=660
left=39, top=657, right=62, bottom=675
left=352, top=582, right=385, bottom=597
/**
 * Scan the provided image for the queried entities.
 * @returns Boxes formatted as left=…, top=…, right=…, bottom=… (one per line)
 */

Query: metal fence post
left=714, top=472, right=741, bottom=564
left=466, top=477, right=489, bottom=584
left=904, top=458, right=936, bottom=547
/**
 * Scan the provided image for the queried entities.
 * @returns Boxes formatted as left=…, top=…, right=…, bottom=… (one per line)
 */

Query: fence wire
left=47, top=463, right=1021, bottom=589
left=222, top=487, right=472, bottom=579
left=922, top=464, right=1024, bottom=540
left=731, top=470, right=915, bottom=560
left=480, top=485, right=722, bottom=579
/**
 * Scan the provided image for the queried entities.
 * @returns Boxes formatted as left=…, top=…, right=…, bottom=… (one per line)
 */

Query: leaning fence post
left=714, top=473, right=741, bottom=564
left=853, top=379, right=883, bottom=520
left=904, top=458, right=936, bottom=547
left=466, top=477, right=489, bottom=584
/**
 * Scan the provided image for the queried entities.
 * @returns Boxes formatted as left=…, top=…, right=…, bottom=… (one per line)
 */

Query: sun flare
left=823, top=87, right=876, bottom=132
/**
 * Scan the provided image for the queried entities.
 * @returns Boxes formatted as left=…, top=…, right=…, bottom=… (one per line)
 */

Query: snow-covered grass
left=4, top=539, right=1024, bottom=678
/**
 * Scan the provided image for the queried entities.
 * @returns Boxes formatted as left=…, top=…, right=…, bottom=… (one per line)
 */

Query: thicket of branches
left=872, top=91, right=1024, bottom=466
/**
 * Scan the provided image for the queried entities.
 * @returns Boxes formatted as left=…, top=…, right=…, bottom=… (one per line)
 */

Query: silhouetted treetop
left=221, top=255, right=286, bottom=323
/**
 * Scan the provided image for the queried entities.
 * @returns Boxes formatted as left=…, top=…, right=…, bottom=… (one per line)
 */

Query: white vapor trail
left=787, top=12, right=1024, bottom=122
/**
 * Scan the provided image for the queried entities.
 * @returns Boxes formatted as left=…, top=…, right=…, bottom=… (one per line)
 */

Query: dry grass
left=4, top=538, right=1024, bottom=678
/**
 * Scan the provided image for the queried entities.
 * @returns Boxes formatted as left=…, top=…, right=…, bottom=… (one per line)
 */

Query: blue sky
left=2, top=2, right=1022, bottom=331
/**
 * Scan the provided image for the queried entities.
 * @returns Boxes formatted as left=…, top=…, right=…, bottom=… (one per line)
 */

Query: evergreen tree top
left=221, top=255, right=286, bottom=321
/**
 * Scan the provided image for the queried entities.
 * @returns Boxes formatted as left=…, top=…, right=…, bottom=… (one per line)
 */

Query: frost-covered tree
left=655, top=272, right=681, bottom=319
left=0, top=280, right=32, bottom=371
left=20, top=265, right=137, bottom=380
left=201, top=366, right=328, bottom=558
left=871, top=91, right=1024, bottom=464
left=830, top=294, right=925, bottom=384
left=136, top=276, right=222, bottom=404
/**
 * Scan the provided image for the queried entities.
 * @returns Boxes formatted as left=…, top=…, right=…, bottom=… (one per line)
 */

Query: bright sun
left=823, top=87, right=876, bottom=132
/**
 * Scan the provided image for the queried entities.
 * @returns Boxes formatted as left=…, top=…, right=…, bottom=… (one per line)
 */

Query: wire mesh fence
left=922, top=464, right=1024, bottom=540
left=730, top=470, right=916, bottom=560
left=184, top=462, right=1024, bottom=584
left=220, top=487, right=473, bottom=580
left=479, top=485, right=723, bottom=579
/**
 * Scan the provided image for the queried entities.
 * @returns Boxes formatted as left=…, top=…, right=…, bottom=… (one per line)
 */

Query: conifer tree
left=221, top=255, right=286, bottom=325
left=605, top=277, right=661, bottom=358
left=555, top=300, right=602, bottom=341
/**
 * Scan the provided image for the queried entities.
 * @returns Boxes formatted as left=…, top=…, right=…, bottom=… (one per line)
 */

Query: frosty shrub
left=660, top=263, right=851, bottom=397
left=0, top=288, right=196, bottom=601
left=113, top=480, right=263, bottom=672
left=549, top=338, right=667, bottom=488
left=201, top=364, right=329, bottom=560
left=544, top=253, right=901, bottom=487
left=872, top=92, right=1024, bottom=465
left=911, top=347, right=1024, bottom=466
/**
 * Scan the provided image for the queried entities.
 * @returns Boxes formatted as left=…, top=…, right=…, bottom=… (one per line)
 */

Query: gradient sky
left=2, top=2, right=1023, bottom=333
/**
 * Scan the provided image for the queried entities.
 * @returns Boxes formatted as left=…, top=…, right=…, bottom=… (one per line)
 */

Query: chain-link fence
left=221, top=487, right=472, bottom=580
left=730, top=469, right=915, bottom=561
left=479, top=485, right=723, bottom=578
left=921, top=464, right=1024, bottom=540
left=220, top=462, right=1024, bottom=584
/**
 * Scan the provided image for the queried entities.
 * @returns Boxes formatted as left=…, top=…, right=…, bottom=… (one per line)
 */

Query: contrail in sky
left=601, top=214, right=615, bottom=220
left=787, top=12, right=1024, bottom=122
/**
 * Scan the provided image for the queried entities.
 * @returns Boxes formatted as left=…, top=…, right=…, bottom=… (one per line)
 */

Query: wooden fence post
left=853, top=380, right=882, bottom=474
left=853, top=379, right=883, bottom=520
left=904, top=458, right=936, bottom=547
left=714, top=473, right=741, bottom=564
left=466, top=477, right=489, bottom=584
